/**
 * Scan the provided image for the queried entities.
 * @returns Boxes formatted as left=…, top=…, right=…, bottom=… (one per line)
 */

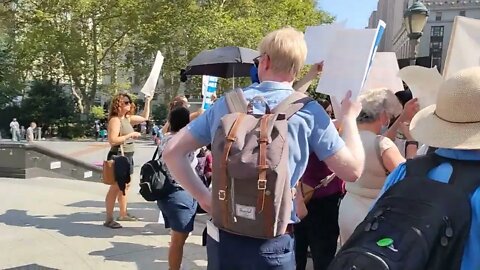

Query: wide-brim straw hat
left=410, top=67, right=480, bottom=149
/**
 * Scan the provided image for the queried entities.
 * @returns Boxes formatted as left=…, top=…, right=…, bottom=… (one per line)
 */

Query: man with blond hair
left=163, top=27, right=365, bottom=269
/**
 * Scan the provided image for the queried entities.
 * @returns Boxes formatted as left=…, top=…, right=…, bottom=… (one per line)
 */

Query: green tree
left=21, top=80, right=76, bottom=129
left=13, top=0, right=332, bottom=112
left=0, top=2, right=22, bottom=107
left=90, top=105, right=106, bottom=120
left=152, top=104, right=169, bottom=124
left=14, top=0, right=153, bottom=114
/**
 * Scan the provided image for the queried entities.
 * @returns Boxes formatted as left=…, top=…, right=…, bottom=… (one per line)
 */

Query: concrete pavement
left=0, top=140, right=315, bottom=269
left=0, top=176, right=208, bottom=270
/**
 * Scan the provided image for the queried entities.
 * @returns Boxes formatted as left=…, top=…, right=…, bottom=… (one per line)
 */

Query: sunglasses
left=253, top=54, right=266, bottom=68
left=123, top=100, right=131, bottom=105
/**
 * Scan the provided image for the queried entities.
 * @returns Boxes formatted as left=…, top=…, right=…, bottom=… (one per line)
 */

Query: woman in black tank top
left=104, top=93, right=153, bottom=229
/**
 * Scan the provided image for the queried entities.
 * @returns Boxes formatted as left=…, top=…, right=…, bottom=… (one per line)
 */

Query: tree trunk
left=90, top=17, right=99, bottom=111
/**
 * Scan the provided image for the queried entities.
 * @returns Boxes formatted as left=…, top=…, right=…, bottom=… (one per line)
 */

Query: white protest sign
left=362, top=52, right=403, bottom=92
left=202, top=75, right=218, bottom=110
left=316, top=20, right=386, bottom=100
left=140, top=51, right=164, bottom=97
left=305, top=21, right=346, bottom=65
left=444, top=16, right=480, bottom=79
left=399, top=66, right=443, bottom=109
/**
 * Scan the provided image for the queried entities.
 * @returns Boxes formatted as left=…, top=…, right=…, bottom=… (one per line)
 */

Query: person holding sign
left=161, top=27, right=364, bottom=270
left=104, top=93, right=153, bottom=229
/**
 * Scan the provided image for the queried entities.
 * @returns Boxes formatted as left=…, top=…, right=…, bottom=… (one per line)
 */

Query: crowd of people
left=102, top=26, right=480, bottom=270
left=8, top=118, right=38, bottom=142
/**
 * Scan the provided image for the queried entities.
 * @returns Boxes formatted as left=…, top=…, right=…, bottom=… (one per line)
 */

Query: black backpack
left=139, top=147, right=179, bottom=201
left=328, top=154, right=480, bottom=270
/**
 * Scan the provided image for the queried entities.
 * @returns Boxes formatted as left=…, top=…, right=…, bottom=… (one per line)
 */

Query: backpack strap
left=273, top=91, right=314, bottom=119
left=257, top=114, right=274, bottom=237
left=225, top=88, right=248, bottom=113
left=405, top=153, right=442, bottom=178
left=406, top=154, right=480, bottom=195
left=219, top=113, right=246, bottom=227
left=151, top=147, right=159, bottom=161
left=446, top=158, right=480, bottom=195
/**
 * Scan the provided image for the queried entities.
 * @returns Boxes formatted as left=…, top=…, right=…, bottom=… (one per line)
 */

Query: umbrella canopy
left=185, top=46, right=259, bottom=78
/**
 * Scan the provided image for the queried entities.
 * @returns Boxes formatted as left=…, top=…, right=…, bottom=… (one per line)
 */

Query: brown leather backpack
left=211, top=88, right=313, bottom=239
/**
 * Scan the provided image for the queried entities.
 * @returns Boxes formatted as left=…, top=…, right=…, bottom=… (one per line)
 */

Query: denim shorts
left=156, top=189, right=197, bottom=233
left=206, top=229, right=295, bottom=270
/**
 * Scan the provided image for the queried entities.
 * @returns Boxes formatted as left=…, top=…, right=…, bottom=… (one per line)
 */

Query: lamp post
left=404, top=0, right=429, bottom=66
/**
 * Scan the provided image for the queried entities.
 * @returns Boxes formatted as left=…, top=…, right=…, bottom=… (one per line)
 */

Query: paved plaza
left=0, top=140, right=208, bottom=270
left=0, top=140, right=314, bottom=269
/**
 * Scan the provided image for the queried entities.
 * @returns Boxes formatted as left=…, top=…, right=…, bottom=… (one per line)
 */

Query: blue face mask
left=380, top=119, right=390, bottom=135
left=250, top=65, right=260, bottom=84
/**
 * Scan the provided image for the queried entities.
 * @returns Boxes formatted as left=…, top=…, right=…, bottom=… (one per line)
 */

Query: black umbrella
left=185, top=46, right=259, bottom=78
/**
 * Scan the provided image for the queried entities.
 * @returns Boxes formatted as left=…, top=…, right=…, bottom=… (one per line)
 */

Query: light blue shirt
left=187, top=81, right=345, bottom=221
left=380, top=149, right=480, bottom=270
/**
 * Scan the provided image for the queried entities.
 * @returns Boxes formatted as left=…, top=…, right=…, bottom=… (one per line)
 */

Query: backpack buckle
left=258, top=179, right=267, bottom=190
left=218, top=190, right=226, bottom=200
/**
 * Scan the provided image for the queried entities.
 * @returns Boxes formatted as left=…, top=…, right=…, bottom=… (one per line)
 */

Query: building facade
left=392, top=0, right=480, bottom=71
left=368, top=0, right=408, bottom=52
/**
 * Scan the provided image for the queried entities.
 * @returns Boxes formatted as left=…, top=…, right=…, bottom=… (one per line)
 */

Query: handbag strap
left=119, top=144, right=125, bottom=156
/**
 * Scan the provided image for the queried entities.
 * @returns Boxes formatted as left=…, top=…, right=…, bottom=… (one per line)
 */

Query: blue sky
left=318, top=0, right=378, bottom=28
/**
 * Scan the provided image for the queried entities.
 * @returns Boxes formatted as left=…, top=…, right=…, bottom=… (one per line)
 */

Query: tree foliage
left=0, top=2, right=22, bottom=108
left=11, top=0, right=332, bottom=111
left=21, top=80, right=76, bottom=128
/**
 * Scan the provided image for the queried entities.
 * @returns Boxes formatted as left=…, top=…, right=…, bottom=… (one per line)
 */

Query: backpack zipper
left=230, top=177, right=237, bottom=223
left=363, top=251, right=390, bottom=270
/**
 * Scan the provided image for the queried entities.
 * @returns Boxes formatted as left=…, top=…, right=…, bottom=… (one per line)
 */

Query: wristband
left=405, top=141, right=419, bottom=148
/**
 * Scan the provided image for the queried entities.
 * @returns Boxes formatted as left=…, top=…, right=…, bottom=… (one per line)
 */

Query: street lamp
left=404, top=0, right=429, bottom=65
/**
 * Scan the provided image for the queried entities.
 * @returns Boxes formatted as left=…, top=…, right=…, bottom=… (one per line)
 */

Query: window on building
left=432, top=56, right=442, bottom=71
left=436, top=12, right=442, bottom=21
left=460, top=10, right=466, bottom=16
left=431, top=26, right=444, bottom=37
left=430, top=41, right=443, bottom=50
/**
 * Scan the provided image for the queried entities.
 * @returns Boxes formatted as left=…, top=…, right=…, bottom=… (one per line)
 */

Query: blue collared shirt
left=379, top=149, right=480, bottom=270
left=187, top=81, right=345, bottom=222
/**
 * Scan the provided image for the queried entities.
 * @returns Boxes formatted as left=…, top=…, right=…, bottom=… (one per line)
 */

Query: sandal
left=103, top=220, right=122, bottom=229
left=117, top=215, right=138, bottom=222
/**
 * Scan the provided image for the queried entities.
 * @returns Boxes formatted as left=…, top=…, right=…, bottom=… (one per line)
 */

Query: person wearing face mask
left=338, top=88, right=416, bottom=244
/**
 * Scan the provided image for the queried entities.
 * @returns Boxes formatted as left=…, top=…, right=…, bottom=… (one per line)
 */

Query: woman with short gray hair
left=338, top=88, right=417, bottom=243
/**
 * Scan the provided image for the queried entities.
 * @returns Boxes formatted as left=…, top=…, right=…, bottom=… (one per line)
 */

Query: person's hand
left=198, top=193, right=212, bottom=214
left=129, top=132, right=142, bottom=139
left=400, top=98, right=419, bottom=123
left=145, top=95, right=154, bottom=103
left=340, top=91, right=362, bottom=119
left=308, top=61, right=323, bottom=78
left=399, top=122, right=414, bottom=141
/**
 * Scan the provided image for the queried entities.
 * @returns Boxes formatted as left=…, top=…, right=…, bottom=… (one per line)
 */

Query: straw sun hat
left=410, top=67, right=480, bottom=149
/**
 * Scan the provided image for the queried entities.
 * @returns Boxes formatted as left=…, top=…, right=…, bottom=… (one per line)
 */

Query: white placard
left=316, top=20, right=386, bottom=100
left=444, top=16, right=480, bottom=79
left=399, top=66, right=443, bottom=109
left=305, top=21, right=346, bottom=65
left=50, top=161, right=61, bottom=169
left=362, top=52, right=403, bottom=92
left=140, top=51, right=164, bottom=97
left=83, top=171, right=93, bottom=179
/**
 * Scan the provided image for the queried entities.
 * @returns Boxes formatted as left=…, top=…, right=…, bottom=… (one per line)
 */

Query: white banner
left=305, top=21, right=346, bottom=65
left=444, top=16, right=480, bottom=79
left=399, top=66, right=443, bottom=109
left=316, top=20, right=386, bottom=100
left=140, top=51, right=164, bottom=97
left=363, top=52, right=403, bottom=92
